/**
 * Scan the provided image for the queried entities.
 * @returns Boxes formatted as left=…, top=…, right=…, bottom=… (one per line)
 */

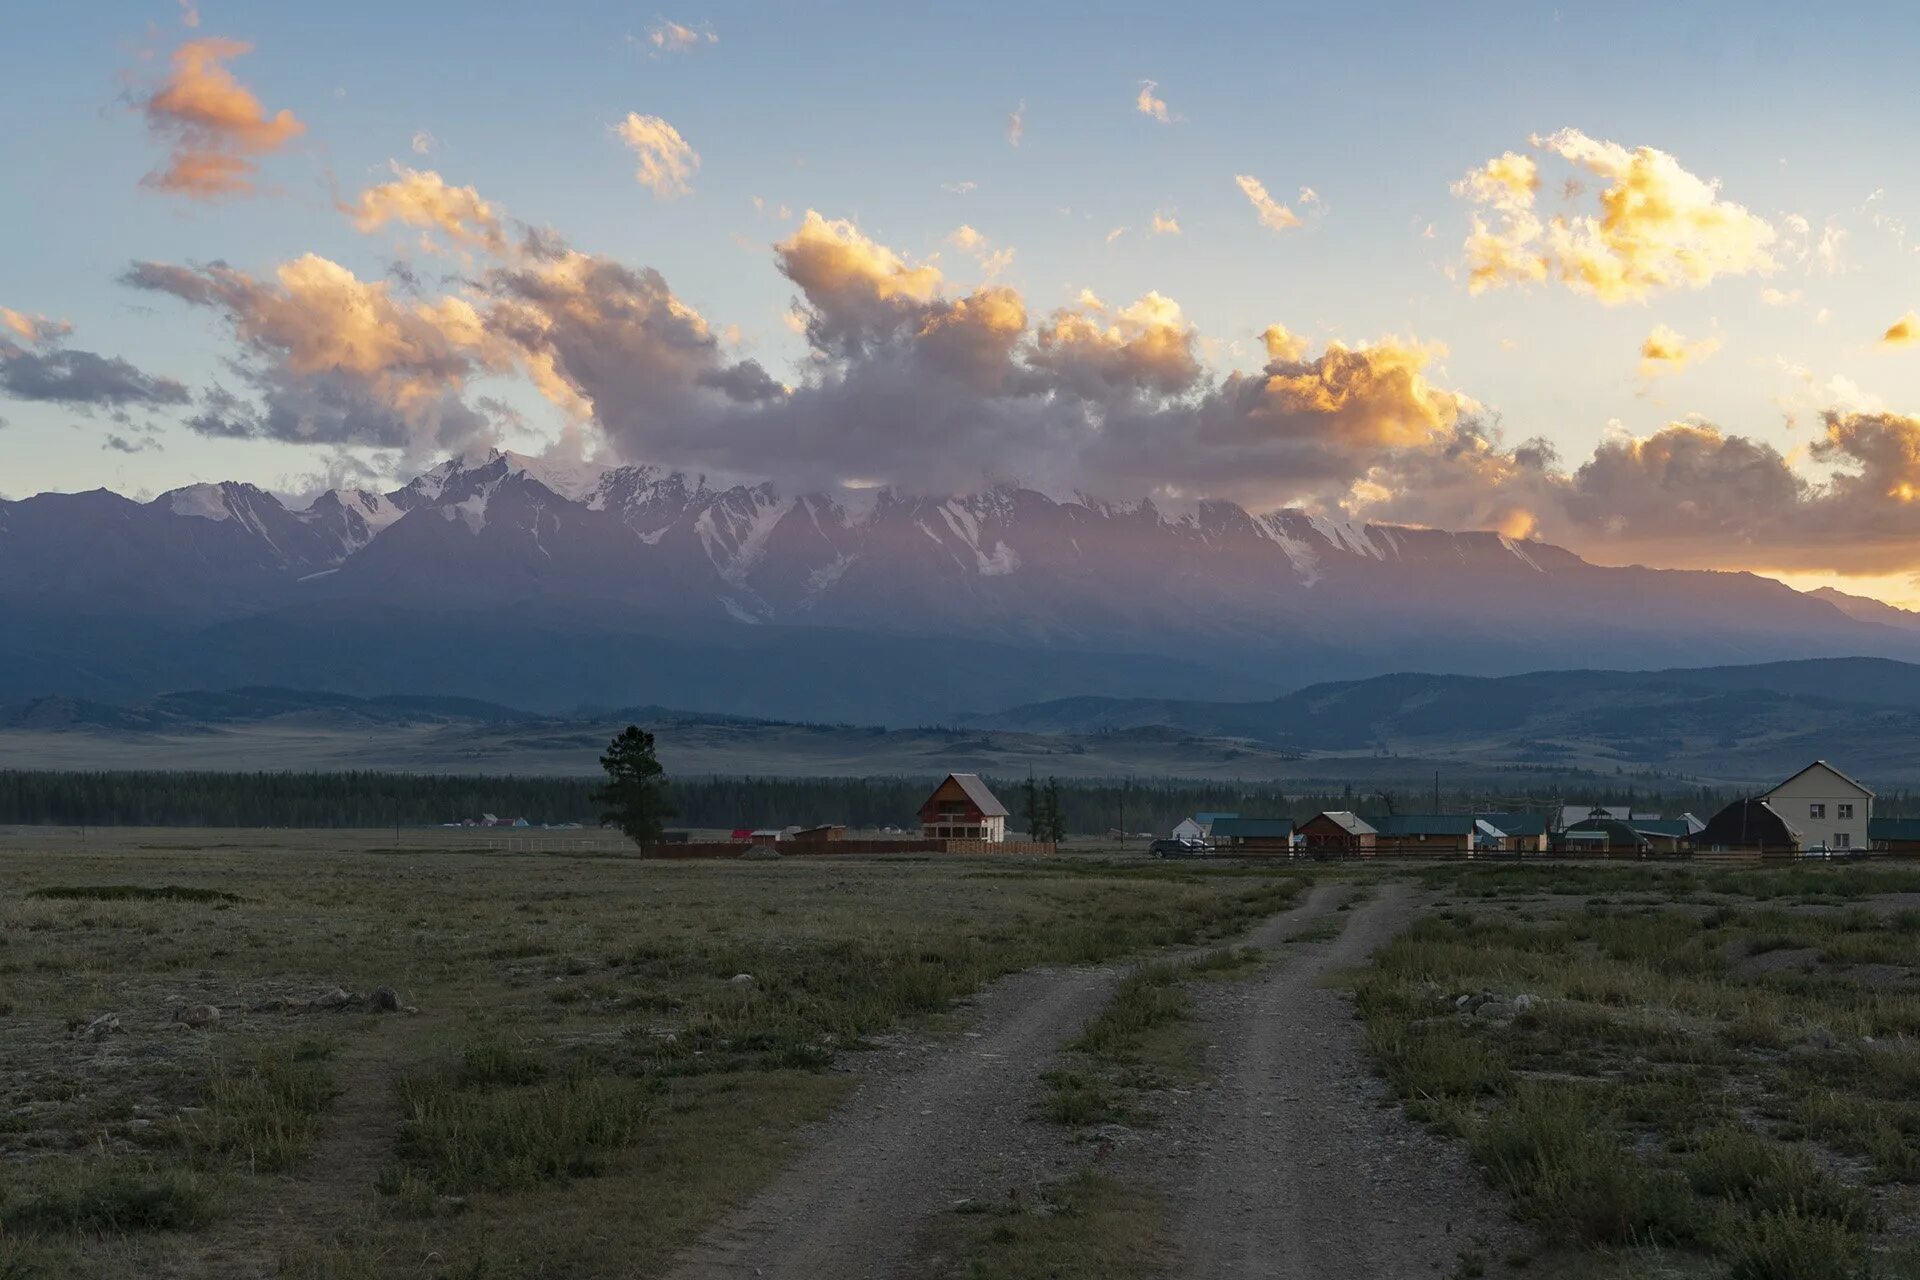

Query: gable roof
left=1194, top=811, right=1239, bottom=823
left=1763, top=759, right=1875, bottom=799
left=1479, top=812, right=1546, bottom=836
left=925, top=772, right=1009, bottom=817
left=1305, top=810, right=1376, bottom=836
left=1211, top=817, right=1294, bottom=838
left=1631, top=819, right=1692, bottom=839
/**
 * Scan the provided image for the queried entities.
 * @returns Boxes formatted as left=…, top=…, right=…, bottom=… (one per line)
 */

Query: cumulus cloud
left=347, top=162, right=506, bottom=253
left=0, top=311, right=188, bottom=409
left=410, top=130, right=437, bottom=156
left=1454, top=129, right=1776, bottom=302
left=1150, top=212, right=1181, bottom=236
left=1883, top=311, right=1920, bottom=348
left=123, top=254, right=507, bottom=453
left=1006, top=101, right=1024, bottom=148
left=645, top=19, right=717, bottom=53
left=136, top=37, right=305, bottom=199
left=1234, top=175, right=1300, bottom=232
left=1135, top=80, right=1171, bottom=123
left=1637, top=324, right=1720, bottom=378
left=613, top=113, right=698, bottom=199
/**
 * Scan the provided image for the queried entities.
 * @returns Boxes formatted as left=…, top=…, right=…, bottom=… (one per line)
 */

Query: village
left=619, top=759, right=1920, bottom=861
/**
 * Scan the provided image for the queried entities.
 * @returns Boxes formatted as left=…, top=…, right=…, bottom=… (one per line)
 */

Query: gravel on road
left=1163, top=882, right=1527, bottom=1280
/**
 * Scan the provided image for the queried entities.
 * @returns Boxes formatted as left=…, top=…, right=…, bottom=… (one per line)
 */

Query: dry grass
left=1357, top=862, right=1920, bottom=1278
left=0, top=830, right=1301, bottom=1277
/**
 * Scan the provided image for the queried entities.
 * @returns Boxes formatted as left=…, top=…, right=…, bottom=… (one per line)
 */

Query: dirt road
left=665, top=885, right=1350, bottom=1280
left=1163, top=883, right=1524, bottom=1279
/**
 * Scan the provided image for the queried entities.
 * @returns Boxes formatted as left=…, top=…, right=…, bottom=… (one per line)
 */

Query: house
left=1477, top=813, right=1549, bottom=854
left=1561, top=817, right=1651, bottom=855
left=1870, top=817, right=1920, bottom=854
left=1558, top=804, right=1664, bottom=829
left=1368, top=814, right=1504, bottom=853
left=1758, top=761, right=1873, bottom=853
left=1696, top=798, right=1803, bottom=855
left=1209, top=817, right=1294, bottom=855
left=1172, top=811, right=1238, bottom=843
left=1298, top=811, right=1376, bottom=855
left=918, top=773, right=1009, bottom=842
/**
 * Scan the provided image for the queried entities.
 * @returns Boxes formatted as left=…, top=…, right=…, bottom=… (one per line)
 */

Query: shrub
left=1, top=1162, right=214, bottom=1234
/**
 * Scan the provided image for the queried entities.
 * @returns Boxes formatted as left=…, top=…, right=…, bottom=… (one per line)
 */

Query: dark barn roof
left=1211, top=817, right=1295, bottom=839
left=1870, top=817, right=1920, bottom=843
left=1698, top=798, right=1802, bottom=849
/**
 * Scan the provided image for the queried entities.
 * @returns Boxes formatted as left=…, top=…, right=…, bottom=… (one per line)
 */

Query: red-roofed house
left=918, top=773, right=1010, bottom=842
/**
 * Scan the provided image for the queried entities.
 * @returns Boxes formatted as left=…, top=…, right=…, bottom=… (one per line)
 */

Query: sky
left=4, top=1, right=1920, bottom=601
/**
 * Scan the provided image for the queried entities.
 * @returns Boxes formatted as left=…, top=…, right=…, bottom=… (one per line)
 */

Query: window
left=1809, top=803, right=1825, bottom=819
left=1838, top=803, right=1854, bottom=820
left=1835, top=832, right=1851, bottom=849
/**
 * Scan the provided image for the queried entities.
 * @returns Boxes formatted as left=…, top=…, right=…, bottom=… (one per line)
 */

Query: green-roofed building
left=1209, top=816, right=1295, bottom=855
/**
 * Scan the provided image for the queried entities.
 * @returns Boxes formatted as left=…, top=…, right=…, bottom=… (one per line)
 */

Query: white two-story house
left=1759, top=760, right=1873, bottom=853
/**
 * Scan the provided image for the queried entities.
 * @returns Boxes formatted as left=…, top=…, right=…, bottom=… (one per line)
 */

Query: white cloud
left=612, top=113, right=698, bottom=199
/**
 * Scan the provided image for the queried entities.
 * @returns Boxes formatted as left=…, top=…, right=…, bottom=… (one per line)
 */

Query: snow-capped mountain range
left=4, top=449, right=1917, bottom=723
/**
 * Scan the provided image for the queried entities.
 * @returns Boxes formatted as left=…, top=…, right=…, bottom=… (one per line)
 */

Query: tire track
left=1164, top=882, right=1524, bottom=1279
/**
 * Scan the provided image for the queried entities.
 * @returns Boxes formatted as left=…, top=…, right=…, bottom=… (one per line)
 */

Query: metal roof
left=938, top=773, right=1009, bottom=817
left=1194, top=811, right=1240, bottom=823
left=1306, top=811, right=1376, bottom=836
left=1212, top=817, right=1294, bottom=838
left=1870, top=817, right=1920, bottom=841
left=1368, top=814, right=1485, bottom=837
left=1478, top=812, right=1546, bottom=836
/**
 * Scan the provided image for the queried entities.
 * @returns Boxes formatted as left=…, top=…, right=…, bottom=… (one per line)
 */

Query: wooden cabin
left=917, top=773, right=1009, bottom=842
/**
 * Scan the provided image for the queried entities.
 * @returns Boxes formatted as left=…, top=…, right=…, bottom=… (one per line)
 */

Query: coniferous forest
left=0, top=768, right=1795, bottom=835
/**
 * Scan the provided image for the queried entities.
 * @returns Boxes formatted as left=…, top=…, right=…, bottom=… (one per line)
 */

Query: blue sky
left=4, top=2, right=1918, bottom=597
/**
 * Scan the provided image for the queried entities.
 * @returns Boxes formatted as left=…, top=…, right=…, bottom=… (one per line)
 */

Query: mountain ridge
left=3, top=450, right=1915, bottom=722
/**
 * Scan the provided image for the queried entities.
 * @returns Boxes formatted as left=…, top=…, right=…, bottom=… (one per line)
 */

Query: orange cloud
left=1234, top=174, right=1300, bottom=232
left=348, top=163, right=506, bottom=253
left=1455, top=129, right=1776, bottom=303
left=1136, top=80, right=1171, bottom=123
left=0, top=307, right=70, bottom=346
left=1883, top=311, right=1920, bottom=348
left=646, top=19, right=716, bottom=53
left=1637, top=324, right=1721, bottom=377
left=613, top=113, right=698, bottom=199
left=1150, top=212, right=1181, bottom=236
left=138, top=38, right=305, bottom=199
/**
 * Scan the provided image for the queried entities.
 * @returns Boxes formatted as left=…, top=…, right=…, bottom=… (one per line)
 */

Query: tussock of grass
left=29, top=884, right=241, bottom=904
left=0, top=1161, right=216, bottom=1234
left=166, top=1040, right=339, bottom=1174
left=386, top=1061, right=653, bottom=1201
left=1469, top=1085, right=1699, bottom=1246
left=1717, top=1205, right=1867, bottom=1280
left=455, top=1039, right=548, bottom=1089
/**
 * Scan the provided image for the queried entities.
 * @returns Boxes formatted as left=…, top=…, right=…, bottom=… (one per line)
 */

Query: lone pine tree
left=597, top=726, right=675, bottom=845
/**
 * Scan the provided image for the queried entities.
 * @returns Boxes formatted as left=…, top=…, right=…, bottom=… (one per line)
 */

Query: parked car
left=1149, top=837, right=1212, bottom=858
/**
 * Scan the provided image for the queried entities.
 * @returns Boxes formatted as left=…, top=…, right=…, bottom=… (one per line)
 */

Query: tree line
left=0, top=766, right=1832, bottom=834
